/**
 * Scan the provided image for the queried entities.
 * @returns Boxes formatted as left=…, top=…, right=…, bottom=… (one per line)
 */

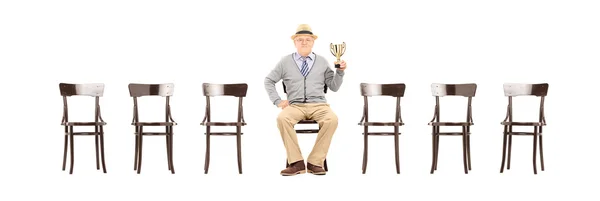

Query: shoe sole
left=307, top=170, right=326, bottom=175
left=281, top=170, right=306, bottom=176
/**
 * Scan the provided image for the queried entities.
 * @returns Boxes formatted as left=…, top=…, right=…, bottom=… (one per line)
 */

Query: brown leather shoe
left=307, top=162, right=326, bottom=175
left=281, top=160, right=306, bottom=176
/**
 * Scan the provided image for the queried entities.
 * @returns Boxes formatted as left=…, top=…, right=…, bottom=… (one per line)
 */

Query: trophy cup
left=330, top=42, right=346, bottom=68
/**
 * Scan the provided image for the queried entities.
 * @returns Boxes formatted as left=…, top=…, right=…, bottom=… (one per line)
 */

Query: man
left=264, top=24, right=347, bottom=176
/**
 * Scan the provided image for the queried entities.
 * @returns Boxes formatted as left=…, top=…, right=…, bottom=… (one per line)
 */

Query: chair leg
left=166, top=135, right=171, bottom=171
left=430, top=126, right=438, bottom=174
left=532, top=126, right=538, bottom=174
left=430, top=134, right=436, bottom=174
left=362, top=127, right=368, bottom=174
left=168, top=133, right=175, bottom=174
left=500, top=131, right=508, bottom=173
left=136, top=127, right=144, bottom=174
left=394, top=128, right=400, bottom=174
left=99, top=126, right=107, bottom=173
left=539, top=134, right=545, bottom=171
left=134, top=125, right=139, bottom=171
left=69, top=126, right=75, bottom=174
left=462, top=126, right=468, bottom=174
left=95, top=132, right=100, bottom=170
left=507, top=130, right=513, bottom=170
left=62, top=134, right=68, bottom=171
left=434, top=135, right=439, bottom=170
left=134, top=134, right=139, bottom=170
left=236, top=128, right=243, bottom=174
left=204, top=127, right=211, bottom=174
left=467, top=134, right=472, bottom=170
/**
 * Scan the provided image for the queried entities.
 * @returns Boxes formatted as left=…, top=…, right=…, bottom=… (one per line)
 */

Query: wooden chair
left=428, top=83, right=476, bottom=174
left=357, top=83, right=406, bottom=174
left=499, top=83, right=548, bottom=174
left=201, top=83, right=248, bottom=174
left=282, top=82, right=328, bottom=171
left=59, top=83, right=108, bottom=174
left=128, top=83, right=177, bottom=174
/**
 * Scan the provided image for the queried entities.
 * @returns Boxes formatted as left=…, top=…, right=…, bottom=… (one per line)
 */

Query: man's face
left=294, top=35, right=314, bottom=54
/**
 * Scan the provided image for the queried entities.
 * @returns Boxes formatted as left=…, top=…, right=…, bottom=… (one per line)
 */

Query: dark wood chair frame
left=282, top=82, right=329, bottom=171
left=200, top=83, right=248, bottom=174
left=59, top=83, right=108, bottom=174
left=357, top=83, right=406, bottom=174
left=499, top=83, right=548, bottom=174
left=129, top=83, right=177, bottom=174
left=428, top=83, right=476, bottom=174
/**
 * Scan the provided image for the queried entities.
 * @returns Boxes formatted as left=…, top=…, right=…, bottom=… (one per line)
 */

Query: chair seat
left=132, top=122, right=177, bottom=126
left=501, top=121, right=545, bottom=126
left=62, top=122, right=107, bottom=126
left=428, top=122, right=473, bottom=126
left=201, top=122, right=246, bottom=126
left=297, top=120, right=318, bottom=124
left=295, top=120, right=320, bottom=133
left=296, top=129, right=320, bottom=133
left=358, top=122, right=404, bottom=126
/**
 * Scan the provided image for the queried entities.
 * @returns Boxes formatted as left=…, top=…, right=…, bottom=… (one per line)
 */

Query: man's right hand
left=278, top=100, right=289, bottom=109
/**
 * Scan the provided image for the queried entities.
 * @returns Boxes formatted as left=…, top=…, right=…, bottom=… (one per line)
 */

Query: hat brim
left=291, top=34, right=318, bottom=40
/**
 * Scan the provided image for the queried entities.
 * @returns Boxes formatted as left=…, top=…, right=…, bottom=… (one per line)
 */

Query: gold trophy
left=330, top=42, right=346, bottom=68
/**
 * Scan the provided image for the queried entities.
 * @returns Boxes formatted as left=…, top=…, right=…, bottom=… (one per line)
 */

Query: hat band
left=295, top=30, right=313, bottom=35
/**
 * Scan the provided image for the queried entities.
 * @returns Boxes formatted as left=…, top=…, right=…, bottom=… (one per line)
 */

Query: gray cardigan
left=264, top=53, right=345, bottom=106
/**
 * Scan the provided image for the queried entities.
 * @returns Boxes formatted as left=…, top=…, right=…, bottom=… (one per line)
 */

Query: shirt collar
left=294, top=52, right=314, bottom=61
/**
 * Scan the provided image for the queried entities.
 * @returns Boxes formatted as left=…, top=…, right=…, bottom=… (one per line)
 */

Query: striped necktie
left=300, top=58, right=309, bottom=77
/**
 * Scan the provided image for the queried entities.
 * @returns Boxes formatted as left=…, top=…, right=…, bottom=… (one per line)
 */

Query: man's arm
left=324, top=64, right=345, bottom=92
left=264, top=60, right=284, bottom=106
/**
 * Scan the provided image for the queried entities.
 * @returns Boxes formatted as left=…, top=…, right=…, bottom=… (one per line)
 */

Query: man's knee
left=277, top=110, right=293, bottom=125
left=322, top=111, right=338, bottom=125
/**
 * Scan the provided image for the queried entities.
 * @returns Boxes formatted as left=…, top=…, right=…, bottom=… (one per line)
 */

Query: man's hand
left=336, top=60, right=347, bottom=71
left=278, top=100, right=289, bottom=109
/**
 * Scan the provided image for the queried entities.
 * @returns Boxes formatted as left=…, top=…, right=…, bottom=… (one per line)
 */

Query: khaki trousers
left=277, top=103, right=338, bottom=167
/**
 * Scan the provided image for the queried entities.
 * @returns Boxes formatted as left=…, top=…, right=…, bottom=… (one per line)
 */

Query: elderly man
left=264, top=24, right=347, bottom=176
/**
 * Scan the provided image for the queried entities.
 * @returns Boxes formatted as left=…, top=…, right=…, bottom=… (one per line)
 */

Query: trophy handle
left=341, top=42, right=346, bottom=55
left=330, top=43, right=335, bottom=56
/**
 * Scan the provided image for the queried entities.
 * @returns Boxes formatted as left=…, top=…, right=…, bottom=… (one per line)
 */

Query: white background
left=1, top=0, right=599, bottom=200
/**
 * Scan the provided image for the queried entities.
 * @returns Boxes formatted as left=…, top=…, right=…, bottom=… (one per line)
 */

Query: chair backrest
left=502, top=83, right=548, bottom=124
left=59, top=83, right=105, bottom=123
left=360, top=83, right=405, bottom=97
left=203, top=83, right=248, bottom=97
left=128, top=83, right=175, bottom=123
left=60, top=83, right=104, bottom=97
left=202, top=83, right=248, bottom=123
left=503, top=83, right=548, bottom=97
left=431, top=83, right=477, bottom=97
left=430, top=83, right=477, bottom=123
left=283, top=82, right=327, bottom=94
left=359, top=83, right=406, bottom=123
left=128, top=83, right=174, bottom=97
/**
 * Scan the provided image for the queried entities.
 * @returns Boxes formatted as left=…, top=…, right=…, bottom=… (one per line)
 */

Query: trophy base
left=334, top=64, right=340, bottom=68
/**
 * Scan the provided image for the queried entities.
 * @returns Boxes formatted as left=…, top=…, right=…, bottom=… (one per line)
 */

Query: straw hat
left=291, top=24, right=318, bottom=40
